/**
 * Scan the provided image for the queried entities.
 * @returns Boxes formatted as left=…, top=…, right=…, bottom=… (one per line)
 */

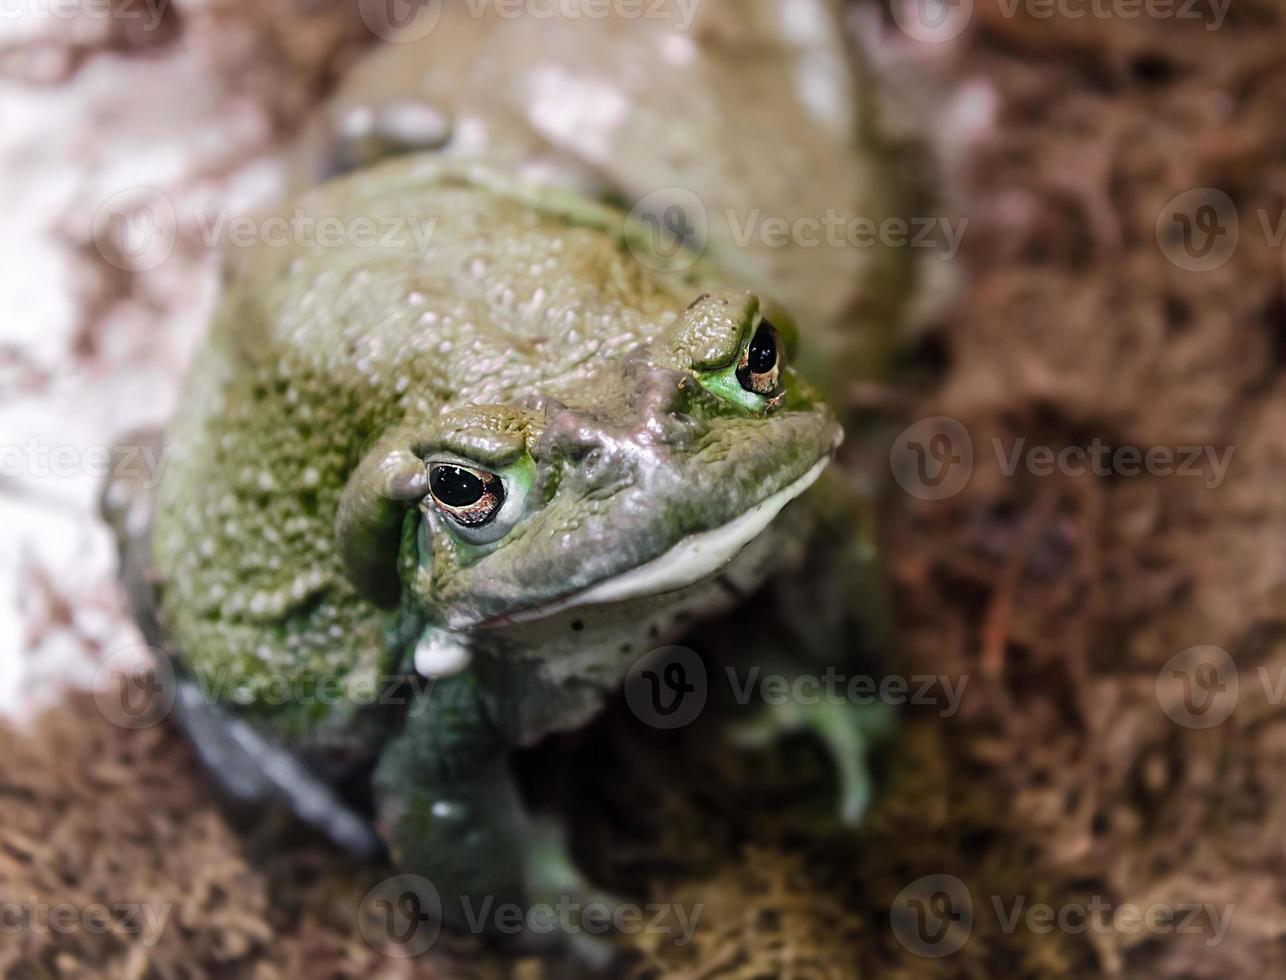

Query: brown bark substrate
left=4, top=1, right=1285, bottom=977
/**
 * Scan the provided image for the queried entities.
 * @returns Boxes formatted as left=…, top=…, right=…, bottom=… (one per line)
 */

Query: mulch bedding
left=5, top=1, right=1286, bottom=976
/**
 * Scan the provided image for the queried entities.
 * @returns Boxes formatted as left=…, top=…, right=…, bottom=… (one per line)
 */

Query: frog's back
left=152, top=161, right=696, bottom=734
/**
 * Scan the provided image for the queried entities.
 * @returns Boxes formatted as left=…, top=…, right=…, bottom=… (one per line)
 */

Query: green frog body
left=107, top=0, right=910, bottom=947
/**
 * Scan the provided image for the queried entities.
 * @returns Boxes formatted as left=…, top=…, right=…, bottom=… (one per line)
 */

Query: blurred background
left=0, top=0, right=1280, bottom=977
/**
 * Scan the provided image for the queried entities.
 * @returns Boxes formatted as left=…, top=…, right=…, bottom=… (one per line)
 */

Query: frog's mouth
left=481, top=454, right=831, bottom=628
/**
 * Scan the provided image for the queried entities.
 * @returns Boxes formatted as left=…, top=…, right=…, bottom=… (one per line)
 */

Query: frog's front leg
left=374, top=672, right=612, bottom=951
left=728, top=464, right=897, bottom=827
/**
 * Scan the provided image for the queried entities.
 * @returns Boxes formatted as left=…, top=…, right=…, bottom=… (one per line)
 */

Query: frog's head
left=337, top=290, right=841, bottom=655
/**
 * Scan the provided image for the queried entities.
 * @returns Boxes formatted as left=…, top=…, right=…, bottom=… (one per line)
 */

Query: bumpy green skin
left=295, top=0, right=913, bottom=391
left=148, top=0, right=907, bottom=944
left=154, top=161, right=838, bottom=741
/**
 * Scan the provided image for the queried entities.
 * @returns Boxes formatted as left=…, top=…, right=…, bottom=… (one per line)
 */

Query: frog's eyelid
left=404, top=405, right=537, bottom=469
left=679, top=292, right=760, bottom=371
left=412, top=431, right=527, bottom=469
left=692, top=316, right=776, bottom=378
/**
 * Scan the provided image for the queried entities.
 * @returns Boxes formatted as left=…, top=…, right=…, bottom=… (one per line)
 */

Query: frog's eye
left=428, top=463, right=505, bottom=526
left=736, top=320, right=782, bottom=397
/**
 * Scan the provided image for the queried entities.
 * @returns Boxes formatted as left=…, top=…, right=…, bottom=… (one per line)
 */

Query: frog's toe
left=728, top=695, right=895, bottom=827
left=525, top=817, right=621, bottom=910
left=323, top=99, right=453, bottom=179
left=524, top=818, right=627, bottom=964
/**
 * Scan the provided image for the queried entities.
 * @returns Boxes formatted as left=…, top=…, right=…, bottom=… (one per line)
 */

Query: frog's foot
left=729, top=695, right=895, bottom=826
left=173, top=679, right=384, bottom=858
left=99, top=427, right=165, bottom=641
left=322, top=99, right=453, bottom=179
left=525, top=818, right=623, bottom=969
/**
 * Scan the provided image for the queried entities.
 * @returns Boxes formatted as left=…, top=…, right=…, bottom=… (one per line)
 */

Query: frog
left=103, top=0, right=915, bottom=953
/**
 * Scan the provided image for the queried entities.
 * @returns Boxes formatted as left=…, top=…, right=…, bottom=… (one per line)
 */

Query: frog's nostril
left=565, top=443, right=602, bottom=467
left=533, top=409, right=610, bottom=466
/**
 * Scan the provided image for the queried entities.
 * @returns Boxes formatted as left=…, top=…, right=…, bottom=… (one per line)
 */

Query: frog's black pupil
left=747, top=323, right=778, bottom=374
left=430, top=465, right=486, bottom=507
